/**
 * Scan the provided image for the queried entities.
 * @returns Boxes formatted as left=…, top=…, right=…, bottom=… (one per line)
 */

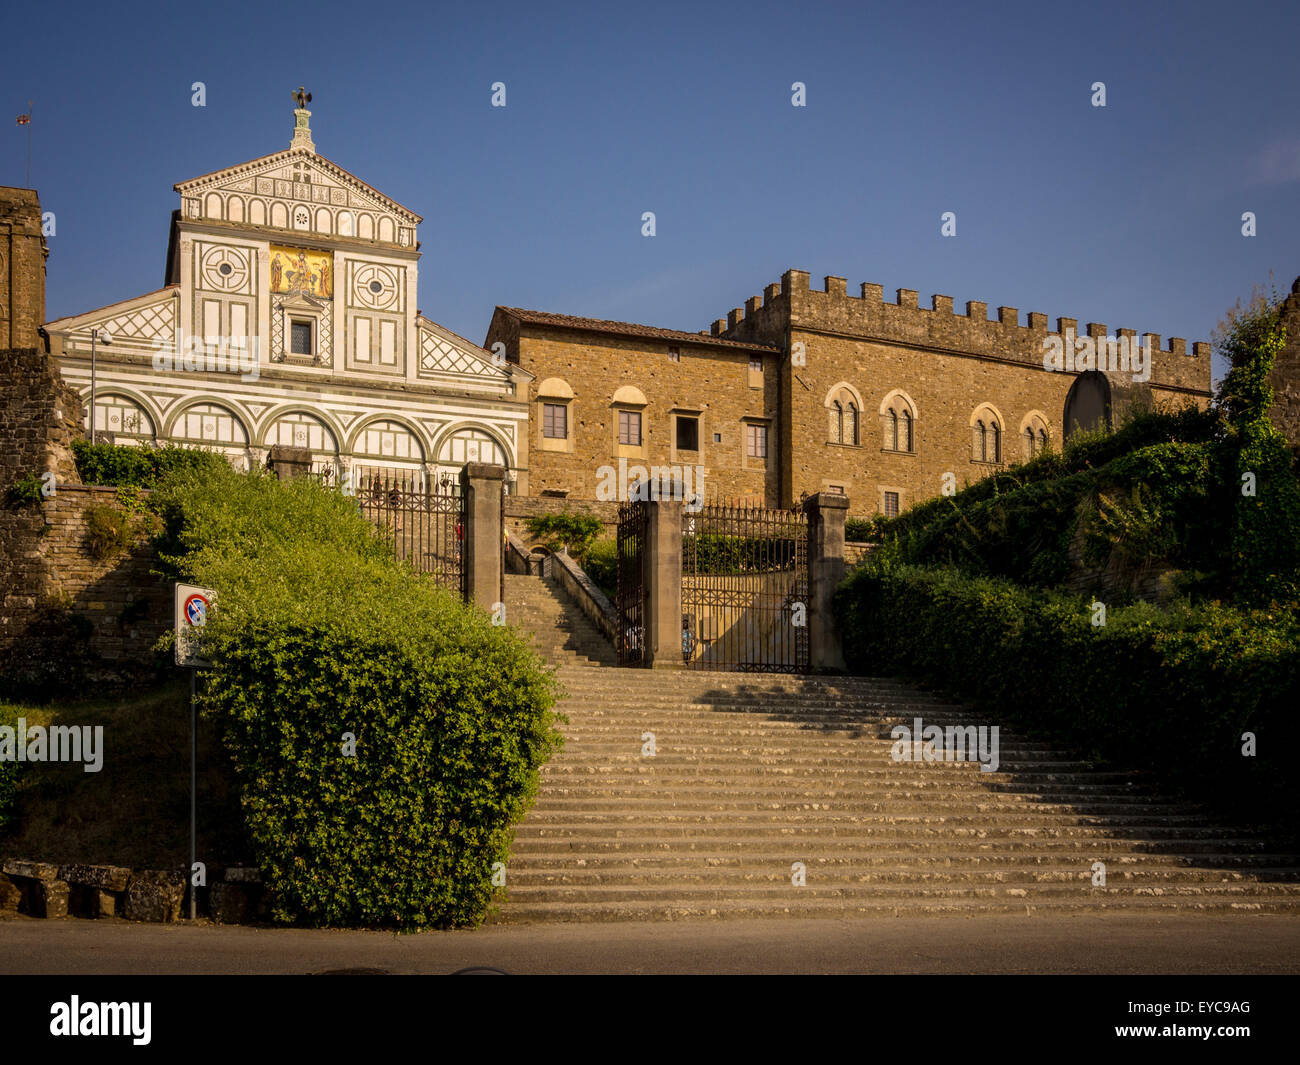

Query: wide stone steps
left=494, top=572, right=1300, bottom=921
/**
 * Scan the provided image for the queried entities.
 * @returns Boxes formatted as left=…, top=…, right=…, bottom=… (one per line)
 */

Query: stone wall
left=505, top=493, right=620, bottom=544
left=0, top=343, right=88, bottom=662
left=723, top=269, right=1213, bottom=513
left=0, top=187, right=47, bottom=350
left=486, top=312, right=782, bottom=505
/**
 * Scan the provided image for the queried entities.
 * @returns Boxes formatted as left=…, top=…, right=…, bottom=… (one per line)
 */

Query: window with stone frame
left=543, top=402, right=568, bottom=439
left=618, top=409, right=642, bottom=447
left=290, top=319, right=313, bottom=356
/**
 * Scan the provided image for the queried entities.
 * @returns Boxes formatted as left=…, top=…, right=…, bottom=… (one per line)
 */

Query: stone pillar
left=461, top=462, right=505, bottom=612
left=804, top=492, right=848, bottom=672
left=644, top=499, right=683, bottom=669
left=267, top=445, right=312, bottom=480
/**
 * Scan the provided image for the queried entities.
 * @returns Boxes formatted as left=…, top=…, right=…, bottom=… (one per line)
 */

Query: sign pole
left=190, top=667, right=197, bottom=922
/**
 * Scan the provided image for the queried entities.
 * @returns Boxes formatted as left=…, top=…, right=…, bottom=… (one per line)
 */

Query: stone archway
left=1063, top=371, right=1111, bottom=439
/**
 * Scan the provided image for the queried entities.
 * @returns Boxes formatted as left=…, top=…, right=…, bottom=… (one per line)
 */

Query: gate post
left=803, top=492, right=848, bottom=672
left=460, top=462, right=505, bottom=613
left=644, top=498, right=684, bottom=669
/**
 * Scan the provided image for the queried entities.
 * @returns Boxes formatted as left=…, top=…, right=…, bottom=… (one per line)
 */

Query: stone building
left=44, top=96, right=531, bottom=493
left=489, top=269, right=1213, bottom=513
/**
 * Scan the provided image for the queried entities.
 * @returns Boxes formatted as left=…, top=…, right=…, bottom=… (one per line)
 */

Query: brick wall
left=505, top=494, right=620, bottom=544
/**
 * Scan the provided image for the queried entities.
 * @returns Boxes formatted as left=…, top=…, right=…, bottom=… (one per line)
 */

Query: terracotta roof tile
left=497, top=307, right=780, bottom=352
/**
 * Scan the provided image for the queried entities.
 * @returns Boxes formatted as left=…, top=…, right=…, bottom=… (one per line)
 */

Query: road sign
left=175, top=583, right=217, bottom=668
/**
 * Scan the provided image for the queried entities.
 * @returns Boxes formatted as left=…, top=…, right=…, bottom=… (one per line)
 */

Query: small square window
left=675, top=416, right=699, bottom=451
left=883, top=491, right=900, bottom=518
left=618, top=409, right=642, bottom=446
left=749, top=357, right=763, bottom=374
left=713, top=433, right=722, bottom=443
left=543, top=402, right=567, bottom=439
left=290, top=319, right=313, bottom=356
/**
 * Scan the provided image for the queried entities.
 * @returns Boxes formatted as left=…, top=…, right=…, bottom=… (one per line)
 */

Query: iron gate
left=357, top=472, right=467, bottom=597
left=616, top=499, right=648, bottom=666
left=681, top=502, right=809, bottom=673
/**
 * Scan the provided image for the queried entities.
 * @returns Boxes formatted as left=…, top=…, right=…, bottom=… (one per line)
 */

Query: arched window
left=1020, top=412, right=1051, bottom=460
left=825, top=385, right=862, bottom=446
left=971, top=405, right=1003, bottom=464
left=880, top=391, right=918, bottom=453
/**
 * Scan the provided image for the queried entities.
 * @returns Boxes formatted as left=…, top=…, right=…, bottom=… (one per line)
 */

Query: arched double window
left=825, top=385, right=861, bottom=446
left=880, top=391, right=917, bottom=453
left=1020, top=412, right=1050, bottom=460
left=970, top=405, right=1003, bottom=463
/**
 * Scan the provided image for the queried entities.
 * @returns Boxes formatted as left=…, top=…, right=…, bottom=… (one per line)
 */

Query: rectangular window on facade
left=668, top=346, right=680, bottom=363
left=828, top=485, right=845, bottom=494
left=884, top=491, right=900, bottom=518
left=749, top=357, right=762, bottom=373
left=290, top=319, right=313, bottom=356
left=543, top=402, right=567, bottom=439
left=675, top=416, right=699, bottom=451
left=619, top=409, right=642, bottom=446
left=746, top=423, right=767, bottom=458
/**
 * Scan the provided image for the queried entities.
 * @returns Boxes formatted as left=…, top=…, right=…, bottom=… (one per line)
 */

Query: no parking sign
left=175, top=583, right=217, bottom=668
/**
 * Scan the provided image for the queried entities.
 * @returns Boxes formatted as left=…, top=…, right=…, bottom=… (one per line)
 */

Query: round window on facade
left=369, top=280, right=384, bottom=294
left=218, top=262, right=233, bottom=276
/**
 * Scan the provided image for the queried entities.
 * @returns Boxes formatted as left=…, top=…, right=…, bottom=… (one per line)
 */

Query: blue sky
left=5, top=0, right=1298, bottom=383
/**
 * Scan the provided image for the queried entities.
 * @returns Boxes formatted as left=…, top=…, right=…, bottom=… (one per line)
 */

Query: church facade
left=45, top=97, right=531, bottom=493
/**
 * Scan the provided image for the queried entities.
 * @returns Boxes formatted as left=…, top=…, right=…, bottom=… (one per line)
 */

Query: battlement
left=718, top=267, right=1212, bottom=395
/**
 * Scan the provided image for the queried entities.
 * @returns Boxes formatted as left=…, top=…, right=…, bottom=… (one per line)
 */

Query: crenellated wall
left=715, top=267, right=1214, bottom=510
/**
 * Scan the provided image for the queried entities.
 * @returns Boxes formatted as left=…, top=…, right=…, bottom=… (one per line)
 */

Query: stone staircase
left=496, top=572, right=1300, bottom=921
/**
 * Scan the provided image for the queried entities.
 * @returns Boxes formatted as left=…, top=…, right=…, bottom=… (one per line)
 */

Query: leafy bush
left=1213, top=290, right=1300, bottom=605
left=683, top=533, right=800, bottom=574
left=72, top=440, right=228, bottom=489
left=524, top=513, right=603, bottom=557
left=845, top=517, right=874, bottom=542
left=85, top=504, right=132, bottom=560
left=834, top=560, right=1300, bottom=838
left=582, top=538, right=618, bottom=599
left=5, top=473, right=45, bottom=508
left=152, top=464, right=562, bottom=928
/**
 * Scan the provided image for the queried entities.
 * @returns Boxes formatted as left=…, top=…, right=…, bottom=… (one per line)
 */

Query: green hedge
left=582, top=538, right=618, bottom=600
left=834, top=560, right=1300, bottom=838
left=152, top=464, right=562, bottom=928
left=72, top=440, right=229, bottom=489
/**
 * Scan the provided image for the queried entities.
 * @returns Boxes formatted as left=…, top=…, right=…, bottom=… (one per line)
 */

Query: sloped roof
left=496, top=307, right=780, bottom=353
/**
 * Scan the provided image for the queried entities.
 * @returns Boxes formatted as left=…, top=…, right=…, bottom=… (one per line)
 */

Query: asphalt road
left=3, top=914, right=1300, bottom=974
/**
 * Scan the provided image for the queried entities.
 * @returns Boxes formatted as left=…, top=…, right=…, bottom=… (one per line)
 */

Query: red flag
left=15, top=114, right=30, bottom=125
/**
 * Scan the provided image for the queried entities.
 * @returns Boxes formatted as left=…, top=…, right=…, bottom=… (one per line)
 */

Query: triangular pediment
left=175, top=147, right=420, bottom=224
left=417, top=317, right=525, bottom=385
